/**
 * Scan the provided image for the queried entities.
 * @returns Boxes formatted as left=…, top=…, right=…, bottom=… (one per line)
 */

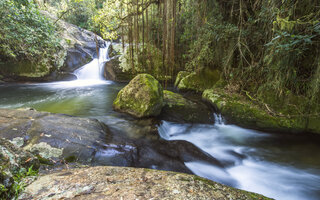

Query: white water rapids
left=158, top=114, right=320, bottom=200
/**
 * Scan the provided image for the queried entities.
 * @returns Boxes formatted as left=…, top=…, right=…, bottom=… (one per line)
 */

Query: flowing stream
left=0, top=44, right=320, bottom=200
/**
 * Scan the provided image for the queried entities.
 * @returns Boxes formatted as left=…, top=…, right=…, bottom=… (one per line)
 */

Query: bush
left=0, top=0, right=61, bottom=67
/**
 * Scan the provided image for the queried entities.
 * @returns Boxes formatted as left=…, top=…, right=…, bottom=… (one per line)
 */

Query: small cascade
left=214, top=113, right=225, bottom=125
left=74, top=42, right=111, bottom=81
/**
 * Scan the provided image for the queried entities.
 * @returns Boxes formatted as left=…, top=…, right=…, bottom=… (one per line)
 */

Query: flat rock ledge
left=19, top=166, right=271, bottom=200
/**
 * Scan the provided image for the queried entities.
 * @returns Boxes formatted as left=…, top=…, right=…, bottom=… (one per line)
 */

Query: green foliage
left=119, top=44, right=168, bottom=80
left=42, top=0, right=101, bottom=33
left=0, top=0, right=61, bottom=67
left=93, top=0, right=124, bottom=40
left=12, top=166, right=38, bottom=199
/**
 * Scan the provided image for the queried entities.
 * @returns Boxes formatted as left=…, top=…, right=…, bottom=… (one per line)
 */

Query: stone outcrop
left=202, top=88, right=320, bottom=134
left=19, top=166, right=272, bottom=200
left=0, top=108, right=221, bottom=174
left=104, top=56, right=134, bottom=82
left=0, top=138, right=40, bottom=199
left=0, top=108, right=110, bottom=164
left=113, top=74, right=164, bottom=118
left=160, top=90, right=214, bottom=124
left=177, top=69, right=220, bottom=93
left=0, top=11, right=106, bottom=82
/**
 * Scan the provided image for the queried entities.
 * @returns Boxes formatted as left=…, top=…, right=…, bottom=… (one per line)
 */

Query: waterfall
left=74, top=42, right=111, bottom=81
left=214, top=113, right=225, bottom=125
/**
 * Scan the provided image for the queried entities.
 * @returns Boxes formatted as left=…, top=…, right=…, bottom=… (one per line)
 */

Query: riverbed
left=0, top=80, right=320, bottom=200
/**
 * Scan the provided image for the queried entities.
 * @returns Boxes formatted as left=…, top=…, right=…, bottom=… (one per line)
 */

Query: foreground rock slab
left=19, top=166, right=272, bottom=200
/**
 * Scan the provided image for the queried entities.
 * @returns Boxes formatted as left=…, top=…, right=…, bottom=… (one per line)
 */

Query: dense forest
left=1, top=0, right=320, bottom=107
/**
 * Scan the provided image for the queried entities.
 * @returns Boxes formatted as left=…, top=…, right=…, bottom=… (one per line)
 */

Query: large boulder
left=177, top=69, right=220, bottom=93
left=0, top=138, right=40, bottom=199
left=174, top=71, right=191, bottom=87
left=113, top=74, right=164, bottom=118
left=160, top=90, right=214, bottom=124
left=104, top=56, right=134, bottom=82
left=19, top=166, right=272, bottom=200
left=49, top=11, right=106, bottom=75
left=0, top=108, right=110, bottom=164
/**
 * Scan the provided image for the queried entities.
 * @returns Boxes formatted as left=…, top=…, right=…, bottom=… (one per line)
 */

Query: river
left=0, top=45, right=320, bottom=200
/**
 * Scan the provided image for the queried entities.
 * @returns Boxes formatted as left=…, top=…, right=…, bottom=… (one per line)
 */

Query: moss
left=65, top=155, right=77, bottom=163
left=36, top=155, right=53, bottom=165
left=113, top=74, right=164, bottom=118
left=163, top=90, right=187, bottom=107
left=178, top=69, right=220, bottom=92
left=162, top=90, right=214, bottom=123
left=203, top=88, right=310, bottom=133
left=0, top=61, right=50, bottom=78
left=174, top=71, right=190, bottom=87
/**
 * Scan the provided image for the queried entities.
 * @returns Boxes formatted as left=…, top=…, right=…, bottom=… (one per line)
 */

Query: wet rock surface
left=0, top=108, right=109, bottom=165
left=160, top=90, right=214, bottom=124
left=0, top=108, right=221, bottom=174
left=104, top=56, right=134, bottom=82
left=19, top=166, right=272, bottom=200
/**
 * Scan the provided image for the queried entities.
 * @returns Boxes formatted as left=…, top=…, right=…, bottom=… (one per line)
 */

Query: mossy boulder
left=202, top=88, right=312, bottom=133
left=161, top=90, right=214, bottom=123
left=177, top=69, right=220, bottom=92
left=113, top=74, right=164, bottom=118
left=174, top=71, right=191, bottom=87
left=0, top=138, right=40, bottom=199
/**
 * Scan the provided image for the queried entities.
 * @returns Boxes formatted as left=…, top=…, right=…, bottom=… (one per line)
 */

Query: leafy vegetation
left=92, top=0, right=320, bottom=113
left=0, top=165, right=38, bottom=200
left=0, top=0, right=319, bottom=116
left=0, top=0, right=61, bottom=67
left=12, top=166, right=38, bottom=199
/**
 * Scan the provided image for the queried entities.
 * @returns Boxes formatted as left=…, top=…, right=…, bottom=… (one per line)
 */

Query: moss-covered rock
left=113, top=74, right=164, bottom=118
left=177, top=69, right=220, bottom=92
left=174, top=71, right=191, bottom=87
left=19, top=166, right=272, bottom=200
left=202, top=88, right=314, bottom=133
left=161, top=90, right=214, bottom=123
left=0, top=138, right=40, bottom=199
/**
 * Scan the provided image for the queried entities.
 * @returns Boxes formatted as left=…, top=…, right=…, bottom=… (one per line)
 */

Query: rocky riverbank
left=0, top=108, right=272, bottom=199
left=19, top=166, right=271, bottom=200
left=171, top=70, right=320, bottom=134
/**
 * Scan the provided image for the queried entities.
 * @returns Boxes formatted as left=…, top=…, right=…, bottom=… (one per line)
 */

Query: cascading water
left=158, top=116, right=320, bottom=200
left=74, top=42, right=111, bottom=81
